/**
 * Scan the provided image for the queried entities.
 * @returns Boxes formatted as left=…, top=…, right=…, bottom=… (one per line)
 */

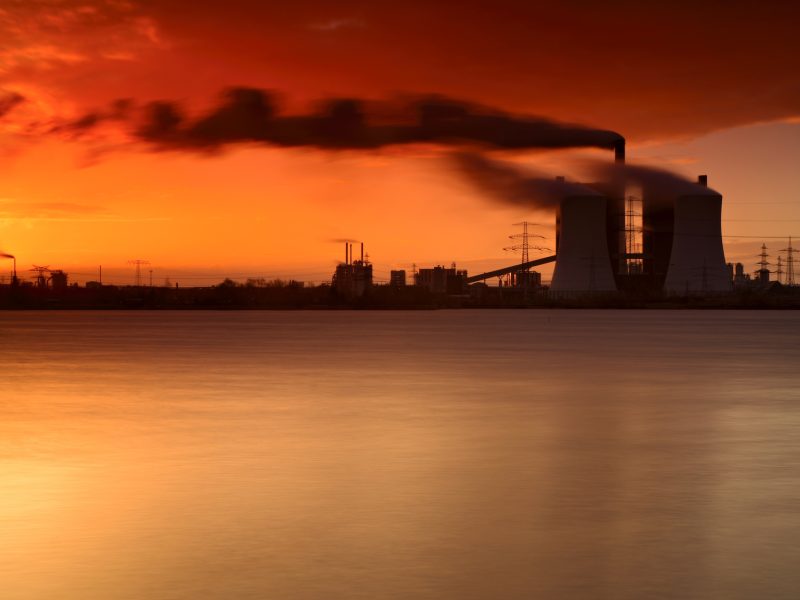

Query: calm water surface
left=1, top=310, right=799, bottom=599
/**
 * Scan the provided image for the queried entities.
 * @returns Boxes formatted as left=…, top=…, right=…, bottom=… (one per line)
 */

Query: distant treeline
left=0, top=281, right=439, bottom=309
left=1, top=280, right=800, bottom=309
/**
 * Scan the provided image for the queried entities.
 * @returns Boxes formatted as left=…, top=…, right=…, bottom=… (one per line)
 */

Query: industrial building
left=548, top=140, right=731, bottom=296
left=415, top=265, right=468, bottom=294
left=550, top=192, right=617, bottom=294
left=332, top=242, right=373, bottom=297
left=390, top=270, right=406, bottom=287
left=463, top=138, right=733, bottom=297
left=548, top=175, right=731, bottom=296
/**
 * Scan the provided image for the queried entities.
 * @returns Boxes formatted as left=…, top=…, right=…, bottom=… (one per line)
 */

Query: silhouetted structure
left=756, top=244, right=771, bottom=286
left=390, top=270, right=406, bottom=287
left=465, top=255, right=555, bottom=284
left=780, top=238, right=796, bottom=286
left=50, top=270, right=68, bottom=289
left=662, top=177, right=730, bottom=294
left=415, top=265, right=468, bottom=294
left=547, top=173, right=730, bottom=296
left=551, top=192, right=617, bottom=294
left=332, top=242, right=373, bottom=297
left=732, top=262, right=750, bottom=287
left=128, top=259, right=151, bottom=287
left=30, top=265, right=50, bottom=288
left=514, top=270, right=542, bottom=289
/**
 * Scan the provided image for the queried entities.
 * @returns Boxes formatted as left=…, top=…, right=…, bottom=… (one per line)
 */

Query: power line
left=127, top=259, right=150, bottom=287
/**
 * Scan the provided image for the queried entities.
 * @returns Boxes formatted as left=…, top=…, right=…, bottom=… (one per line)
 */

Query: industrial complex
left=329, top=138, right=794, bottom=302
left=1, top=138, right=798, bottom=307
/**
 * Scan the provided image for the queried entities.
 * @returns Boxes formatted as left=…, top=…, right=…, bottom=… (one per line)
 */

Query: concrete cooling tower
left=550, top=194, right=617, bottom=294
left=545, top=170, right=730, bottom=297
left=663, top=186, right=731, bottom=294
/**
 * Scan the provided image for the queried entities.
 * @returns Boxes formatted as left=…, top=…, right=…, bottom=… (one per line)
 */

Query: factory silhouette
left=1, top=114, right=798, bottom=308
left=329, top=138, right=795, bottom=303
left=548, top=140, right=732, bottom=296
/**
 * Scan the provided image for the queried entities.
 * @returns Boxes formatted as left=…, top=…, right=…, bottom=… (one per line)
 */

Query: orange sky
left=0, top=0, right=799, bottom=285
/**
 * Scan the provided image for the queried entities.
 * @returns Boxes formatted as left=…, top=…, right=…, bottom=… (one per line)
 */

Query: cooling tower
left=663, top=187, right=731, bottom=295
left=550, top=195, right=617, bottom=294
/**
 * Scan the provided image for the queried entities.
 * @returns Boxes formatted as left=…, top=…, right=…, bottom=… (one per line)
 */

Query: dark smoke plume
left=125, top=87, right=623, bottom=153
left=454, top=153, right=602, bottom=210
left=53, top=98, right=134, bottom=134
left=0, top=252, right=15, bottom=259
left=0, top=91, right=24, bottom=118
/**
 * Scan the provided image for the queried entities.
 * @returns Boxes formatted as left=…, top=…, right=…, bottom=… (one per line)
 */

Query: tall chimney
left=698, top=174, right=708, bottom=187
left=345, top=243, right=349, bottom=265
left=614, top=139, right=626, bottom=164
left=360, top=242, right=364, bottom=263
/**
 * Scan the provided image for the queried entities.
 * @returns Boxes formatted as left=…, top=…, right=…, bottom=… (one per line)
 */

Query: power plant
left=464, top=139, right=734, bottom=297
left=333, top=241, right=373, bottom=297
left=549, top=171, right=730, bottom=296
left=1, top=137, right=796, bottom=306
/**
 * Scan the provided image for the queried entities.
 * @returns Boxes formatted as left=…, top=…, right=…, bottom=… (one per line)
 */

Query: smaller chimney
left=614, top=139, right=626, bottom=164
left=698, top=175, right=708, bottom=187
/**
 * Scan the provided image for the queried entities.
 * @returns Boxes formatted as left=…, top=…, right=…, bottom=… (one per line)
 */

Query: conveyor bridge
left=465, top=255, right=557, bottom=284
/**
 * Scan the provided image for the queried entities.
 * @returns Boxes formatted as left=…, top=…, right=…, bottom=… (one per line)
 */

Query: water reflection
left=1, top=310, right=799, bottom=599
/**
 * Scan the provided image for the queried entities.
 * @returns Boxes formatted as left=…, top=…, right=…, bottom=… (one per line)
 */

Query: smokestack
left=360, top=242, right=364, bottom=263
left=345, top=243, right=349, bottom=265
left=614, top=139, right=625, bottom=163
left=349, top=243, right=353, bottom=265
left=698, top=174, right=708, bottom=187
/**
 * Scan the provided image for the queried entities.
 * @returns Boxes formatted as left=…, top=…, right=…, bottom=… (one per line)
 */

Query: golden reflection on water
left=1, top=310, right=800, bottom=599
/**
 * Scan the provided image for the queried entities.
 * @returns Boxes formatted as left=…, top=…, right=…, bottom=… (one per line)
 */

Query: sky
left=0, top=0, right=799, bottom=285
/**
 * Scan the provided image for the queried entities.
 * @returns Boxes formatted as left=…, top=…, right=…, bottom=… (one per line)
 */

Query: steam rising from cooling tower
left=454, top=152, right=721, bottom=212
left=453, top=153, right=603, bottom=210
left=587, top=161, right=719, bottom=199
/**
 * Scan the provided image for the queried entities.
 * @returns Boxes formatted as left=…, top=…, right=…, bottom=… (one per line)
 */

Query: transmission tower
left=128, top=259, right=151, bottom=286
left=757, top=244, right=770, bottom=272
left=504, top=221, right=547, bottom=263
left=503, top=221, right=550, bottom=288
left=755, top=243, right=772, bottom=284
left=780, top=237, right=796, bottom=286
left=29, top=265, right=50, bottom=288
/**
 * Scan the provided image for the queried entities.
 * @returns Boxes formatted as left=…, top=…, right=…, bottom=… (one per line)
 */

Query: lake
left=1, top=310, right=799, bottom=599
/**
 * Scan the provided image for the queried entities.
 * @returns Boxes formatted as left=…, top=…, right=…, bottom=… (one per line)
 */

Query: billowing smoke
left=0, top=91, right=24, bottom=118
left=73, top=87, right=624, bottom=154
left=588, top=161, right=719, bottom=197
left=454, top=153, right=603, bottom=210
left=53, top=98, right=133, bottom=134
left=456, top=151, right=720, bottom=212
left=0, top=252, right=15, bottom=259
